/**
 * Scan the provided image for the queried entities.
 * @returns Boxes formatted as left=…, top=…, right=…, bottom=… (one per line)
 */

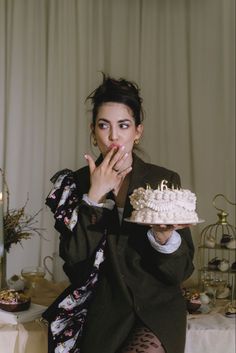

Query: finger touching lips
left=109, top=143, right=122, bottom=150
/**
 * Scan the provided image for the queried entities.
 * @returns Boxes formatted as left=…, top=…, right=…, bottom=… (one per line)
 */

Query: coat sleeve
left=146, top=227, right=195, bottom=285
left=128, top=224, right=194, bottom=286
left=45, top=169, right=111, bottom=283
left=157, top=170, right=195, bottom=284
left=138, top=169, right=195, bottom=285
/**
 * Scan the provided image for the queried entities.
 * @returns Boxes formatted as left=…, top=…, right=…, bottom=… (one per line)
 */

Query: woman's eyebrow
left=118, top=119, right=132, bottom=123
left=97, top=118, right=132, bottom=123
left=97, top=118, right=110, bottom=122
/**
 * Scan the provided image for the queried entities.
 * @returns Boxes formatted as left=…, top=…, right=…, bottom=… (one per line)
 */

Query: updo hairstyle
left=86, top=73, right=144, bottom=126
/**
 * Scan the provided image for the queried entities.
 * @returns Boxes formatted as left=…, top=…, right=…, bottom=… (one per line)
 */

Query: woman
left=44, top=74, right=194, bottom=353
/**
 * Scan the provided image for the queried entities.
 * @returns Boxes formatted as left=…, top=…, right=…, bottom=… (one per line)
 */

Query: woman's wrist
left=147, top=229, right=182, bottom=253
left=152, top=229, right=173, bottom=245
left=87, top=188, right=106, bottom=204
left=83, top=194, right=115, bottom=210
left=154, top=235, right=169, bottom=245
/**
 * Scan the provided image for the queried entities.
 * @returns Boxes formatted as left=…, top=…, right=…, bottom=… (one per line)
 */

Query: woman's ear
left=90, top=123, right=95, bottom=134
left=90, top=123, right=98, bottom=146
left=136, top=124, right=144, bottom=140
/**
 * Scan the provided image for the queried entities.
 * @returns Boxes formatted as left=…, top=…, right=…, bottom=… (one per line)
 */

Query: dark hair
left=86, top=73, right=144, bottom=126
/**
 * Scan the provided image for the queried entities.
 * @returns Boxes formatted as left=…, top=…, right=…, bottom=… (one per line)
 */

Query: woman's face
left=92, top=102, right=143, bottom=161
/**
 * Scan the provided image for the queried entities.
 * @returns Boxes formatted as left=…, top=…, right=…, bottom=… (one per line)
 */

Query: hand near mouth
left=85, top=146, right=132, bottom=203
left=109, top=143, right=122, bottom=149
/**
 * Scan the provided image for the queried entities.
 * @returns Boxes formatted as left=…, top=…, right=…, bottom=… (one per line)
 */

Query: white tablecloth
left=0, top=321, right=47, bottom=353
left=0, top=300, right=235, bottom=353
left=185, top=306, right=235, bottom=353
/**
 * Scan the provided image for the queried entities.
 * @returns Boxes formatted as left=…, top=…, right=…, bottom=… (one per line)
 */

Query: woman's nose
left=109, top=128, right=118, bottom=141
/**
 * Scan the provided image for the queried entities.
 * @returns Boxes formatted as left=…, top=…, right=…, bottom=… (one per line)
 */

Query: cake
left=129, top=180, right=199, bottom=224
left=182, top=289, right=202, bottom=314
left=225, top=303, right=236, bottom=318
left=220, top=234, right=232, bottom=247
left=231, top=261, right=236, bottom=272
left=0, top=289, right=31, bottom=312
left=208, top=257, right=221, bottom=270
left=225, top=239, right=236, bottom=249
left=218, top=259, right=230, bottom=272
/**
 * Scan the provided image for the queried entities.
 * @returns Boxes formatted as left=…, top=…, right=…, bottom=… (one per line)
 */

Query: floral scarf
left=44, top=170, right=106, bottom=353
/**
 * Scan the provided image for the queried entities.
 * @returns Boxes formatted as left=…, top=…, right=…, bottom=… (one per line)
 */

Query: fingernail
left=84, top=154, right=88, bottom=159
left=120, top=145, right=125, bottom=150
left=124, top=152, right=128, bottom=158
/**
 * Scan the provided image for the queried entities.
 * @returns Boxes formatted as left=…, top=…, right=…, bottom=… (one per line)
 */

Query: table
left=0, top=289, right=235, bottom=353
left=0, top=279, right=67, bottom=353
left=0, top=321, right=47, bottom=353
left=185, top=304, right=235, bottom=353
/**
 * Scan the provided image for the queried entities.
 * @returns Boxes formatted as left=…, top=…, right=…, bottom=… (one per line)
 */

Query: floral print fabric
left=45, top=170, right=106, bottom=353
left=46, top=169, right=80, bottom=231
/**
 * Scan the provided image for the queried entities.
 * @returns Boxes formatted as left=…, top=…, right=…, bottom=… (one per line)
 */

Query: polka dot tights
left=119, top=325, right=166, bottom=353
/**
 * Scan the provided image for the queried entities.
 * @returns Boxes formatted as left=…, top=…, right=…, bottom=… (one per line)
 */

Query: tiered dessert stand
left=198, top=194, right=236, bottom=302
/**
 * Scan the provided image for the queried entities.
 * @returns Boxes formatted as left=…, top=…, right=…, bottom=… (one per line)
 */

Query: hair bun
left=87, top=73, right=144, bottom=126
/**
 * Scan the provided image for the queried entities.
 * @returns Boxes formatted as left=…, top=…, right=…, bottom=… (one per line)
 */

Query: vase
left=0, top=250, right=7, bottom=289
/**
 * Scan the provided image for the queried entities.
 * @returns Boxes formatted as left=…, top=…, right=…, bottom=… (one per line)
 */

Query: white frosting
left=129, top=181, right=199, bottom=224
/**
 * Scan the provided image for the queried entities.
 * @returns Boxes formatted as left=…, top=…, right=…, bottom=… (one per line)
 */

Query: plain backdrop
left=0, top=0, right=235, bottom=285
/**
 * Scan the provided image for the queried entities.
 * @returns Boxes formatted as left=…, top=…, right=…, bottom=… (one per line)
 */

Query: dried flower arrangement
left=0, top=169, right=44, bottom=252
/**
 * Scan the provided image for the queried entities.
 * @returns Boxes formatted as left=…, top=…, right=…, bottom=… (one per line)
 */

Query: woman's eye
left=98, top=123, right=109, bottom=129
left=119, top=123, right=129, bottom=129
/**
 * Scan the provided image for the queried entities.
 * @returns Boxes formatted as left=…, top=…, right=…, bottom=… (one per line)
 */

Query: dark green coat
left=59, top=154, right=194, bottom=353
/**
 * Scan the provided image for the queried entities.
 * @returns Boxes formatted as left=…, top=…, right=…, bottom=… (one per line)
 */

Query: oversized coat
left=48, top=154, right=195, bottom=353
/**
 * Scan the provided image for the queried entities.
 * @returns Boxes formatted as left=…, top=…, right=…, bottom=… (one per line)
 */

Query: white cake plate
left=124, top=218, right=205, bottom=226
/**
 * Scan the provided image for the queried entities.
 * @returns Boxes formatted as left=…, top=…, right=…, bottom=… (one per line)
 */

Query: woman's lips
left=109, top=143, right=122, bottom=149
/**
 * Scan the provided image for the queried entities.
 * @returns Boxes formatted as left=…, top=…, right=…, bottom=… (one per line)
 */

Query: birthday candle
left=0, top=192, right=4, bottom=258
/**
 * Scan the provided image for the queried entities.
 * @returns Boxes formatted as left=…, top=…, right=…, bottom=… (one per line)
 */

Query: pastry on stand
left=225, top=303, right=236, bottom=318
left=0, top=289, right=31, bottom=312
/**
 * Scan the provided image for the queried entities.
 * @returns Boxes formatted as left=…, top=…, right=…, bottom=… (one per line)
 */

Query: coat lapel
left=122, top=154, right=150, bottom=221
